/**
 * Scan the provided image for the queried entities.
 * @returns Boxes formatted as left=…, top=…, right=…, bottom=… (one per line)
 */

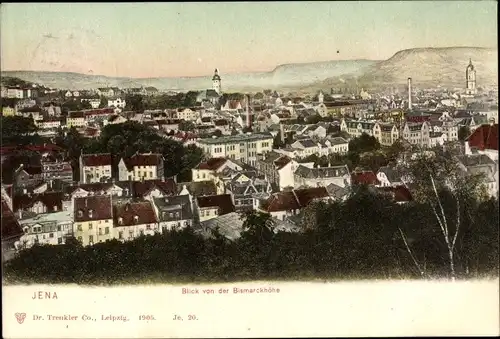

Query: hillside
left=1, top=60, right=376, bottom=92
left=305, top=47, right=498, bottom=92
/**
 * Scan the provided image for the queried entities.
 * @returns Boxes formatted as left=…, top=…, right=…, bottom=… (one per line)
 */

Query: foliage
left=5, top=188, right=497, bottom=284
left=124, top=94, right=145, bottom=112
left=178, top=120, right=196, bottom=132
left=458, top=126, right=471, bottom=142
left=99, top=97, right=108, bottom=108
left=348, top=133, right=380, bottom=154
left=61, top=99, right=91, bottom=113
left=1, top=116, right=38, bottom=145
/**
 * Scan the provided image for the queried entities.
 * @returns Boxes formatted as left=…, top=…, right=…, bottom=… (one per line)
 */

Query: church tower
left=318, top=90, right=324, bottom=103
left=212, top=68, right=221, bottom=94
left=465, top=59, right=476, bottom=95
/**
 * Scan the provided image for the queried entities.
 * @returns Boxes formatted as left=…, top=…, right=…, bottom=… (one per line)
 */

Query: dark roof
left=68, top=111, right=85, bottom=118
left=295, top=165, right=349, bottom=179
left=177, top=181, right=217, bottom=197
left=113, top=201, right=158, bottom=226
left=74, top=195, right=112, bottom=222
left=197, top=158, right=227, bottom=171
left=261, top=187, right=329, bottom=212
left=196, top=194, right=235, bottom=215
left=466, top=124, right=498, bottom=151
left=116, top=179, right=177, bottom=197
left=153, top=195, right=193, bottom=221
left=297, top=139, right=317, bottom=148
left=377, top=166, right=403, bottom=183
left=81, top=153, right=112, bottom=167
left=376, top=185, right=413, bottom=202
left=13, top=191, right=63, bottom=212
left=456, top=154, right=496, bottom=167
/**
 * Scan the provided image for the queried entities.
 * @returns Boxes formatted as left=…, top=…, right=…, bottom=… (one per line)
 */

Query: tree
left=178, top=120, right=196, bottom=132
left=99, top=97, right=108, bottom=108
left=125, top=94, right=145, bottom=112
left=254, top=92, right=264, bottom=100
left=81, top=101, right=92, bottom=110
left=396, top=148, right=488, bottom=279
left=348, top=133, right=380, bottom=154
left=1, top=116, right=38, bottom=145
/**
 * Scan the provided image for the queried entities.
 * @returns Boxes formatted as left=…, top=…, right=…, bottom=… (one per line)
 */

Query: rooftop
left=198, top=133, right=273, bottom=144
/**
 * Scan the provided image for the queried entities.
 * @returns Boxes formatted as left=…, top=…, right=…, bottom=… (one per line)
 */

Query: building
left=79, top=153, right=113, bottom=184
left=376, top=166, right=404, bottom=187
left=152, top=195, right=193, bottom=232
left=258, top=187, right=331, bottom=221
left=256, top=152, right=309, bottom=191
left=13, top=191, right=64, bottom=215
left=197, top=133, right=274, bottom=166
left=351, top=170, right=380, bottom=186
left=191, top=158, right=244, bottom=183
left=340, top=119, right=376, bottom=138
left=107, top=97, right=126, bottom=109
left=18, top=211, right=73, bottom=248
left=402, top=121, right=430, bottom=147
left=41, top=155, right=73, bottom=183
left=226, top=176, right=272, bottom=213
left=73, top=195, right=113, bottom=246
left=113, top=201, right=159, bottom=242
left=212, top=68, right=221, bottom=94
left=14, top=165, right=43, bottom=188
left=117, top=153, right=164, bottom=182
left=373, top=122, right=400, bottom=146
left=456, top=154, right=498, bottom=198
left=465, top=59, right=477, bottom=96
left=195, top=194, right=235, bottom=222
left=67, top=111, right=86, bottom=128
left=294, top=165, right=351, bottom=189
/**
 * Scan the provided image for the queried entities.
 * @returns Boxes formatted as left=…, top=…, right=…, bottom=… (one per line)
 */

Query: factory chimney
left=245, top=95, right=251, bottom=128
left=407, top=77, right=412, bottom=111
left=279, top=123, right=285, bottom=144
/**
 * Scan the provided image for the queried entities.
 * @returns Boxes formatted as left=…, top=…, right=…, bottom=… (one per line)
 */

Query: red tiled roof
left=196, top=194, right=235, bottom=215
left=226, top=100, right=242, bottom=110
left=84, top=108, right=114, bottom=116
left=197, top=158, right=227, bottom=171
left=13, top=191, right=63, bottom=212
left=466, top=124, right=498, bottom=151
left=1, top=198, right=24, bottom=240
left=351, top=170, right=380, bottom=185
left=122, top=153, right=162, bottom=171
left=74, top=195, right=112, bottom=222
left=81, top=154, right=112, bottom=167
left=68, top=111, right=85, bottom=118
left=113, top=201, right=158, bottom=226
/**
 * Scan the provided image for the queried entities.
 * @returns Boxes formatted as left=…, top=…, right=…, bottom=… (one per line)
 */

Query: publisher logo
left=15, top=313, right=26, bottom=324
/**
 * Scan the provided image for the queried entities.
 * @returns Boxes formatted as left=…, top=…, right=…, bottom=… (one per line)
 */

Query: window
left=58, top=237, right=63, bottom=244
left=57, top=225, right=61, bottom=232
left=150, top=171, right=153, bottom=177
left=99, top=228, right=103, bottom=235
left=49, top=233, right=54, bottom=238
left=77, top=224, right=82, bottom=231
left=88, top=223, right=93, bottom=230
left=77, top=236, right=83, bottom=243
left=105, top=227, right=110, bottom=234
left=105, top=219, right=109, bottom=223
left=89, top=235, right=94, bottom=243
left=146, top=224, right=151, bottom=230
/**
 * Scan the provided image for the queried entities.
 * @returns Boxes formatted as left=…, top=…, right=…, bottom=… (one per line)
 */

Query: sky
left=1, top=1, right=497, bottom=78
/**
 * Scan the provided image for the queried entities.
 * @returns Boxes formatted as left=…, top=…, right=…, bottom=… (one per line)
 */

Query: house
left=14, top=165, right=43, bottom=188
left=96, top=87, right=121, bottom=98
left=152, top=195, right=193, bottom=232
left=226, top=176, right=272, bottom=213
left=73, top=195, right=113, bottom=246
left=402, top=121, right=431, bottom=148
left=195, top=194, right=235, bottom=222
left=294, top=165, right=351, bottom=189
left=13, top=191, right=64, bottom=215
left=145, top=87, right=159, bottom=96
left=67, top=111, right=86, bottom=128
left=79, top=153, right=113, bottom=184
left=290, top=139, right=320, bottom=158
left=107, top=97, right=126, bottom=109
left=41, top=155, right=73, bottom=183
left=105, top=114, right=128, bottom=125
left=177, top=181, right=218, bottom=197
left=325, top=137, right=349, bottom=154
left=373, top=123, right=400, bottom=146
left=465, top=123, right=498, bottom=161
left=118, top=152, right=164, bottom=181
left=429, top=132, right=448, bottom=148
left=376, top=166, right=404, bottom=187
left=191, top=157, right=243, bottom=183
left=325, top=183, right=350, bottom=201
left=18, top=210, right=74, bottom=248
left=257, top=152, right=312, bottom=191
left=175, top=108, right=200, bottom=121
left=197, top=133, right=274, bottom=166
left=456, top=154, right=498, bottom=197
left=1, top=198, right=24, bottom=262
left=117, top=179, right=177, bottom=200
left=340, top=119, right=376, bottom=138
left=81, top=97, right=101, bottom=109
left=113, top=201, right=159, bottom=241
left=258, top=187, right=331, bottom=221
left=2, top=106, right=16, bottom=117
left=351, top=170, right=380, bottom=186
left=197, top=212, right=245, bottom=241
left=36, top=117, right=62, bottom=130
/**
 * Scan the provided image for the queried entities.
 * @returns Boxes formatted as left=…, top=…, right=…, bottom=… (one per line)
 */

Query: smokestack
left=407, top=78, right=412, bottom=111
left=279, top=123, right=285, bottom=144
left=245, top=95, right=250, bottom=128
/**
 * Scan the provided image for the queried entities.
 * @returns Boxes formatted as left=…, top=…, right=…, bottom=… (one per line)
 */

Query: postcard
left=1, top=1, right=499, bottom=338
